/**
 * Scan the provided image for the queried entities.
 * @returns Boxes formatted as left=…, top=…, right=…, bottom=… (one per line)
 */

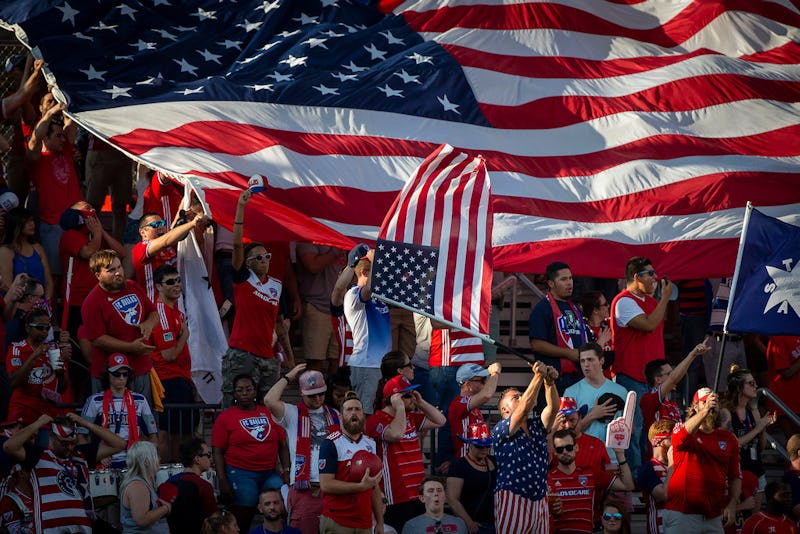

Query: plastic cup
left=47, top=347, right=63, bottom=371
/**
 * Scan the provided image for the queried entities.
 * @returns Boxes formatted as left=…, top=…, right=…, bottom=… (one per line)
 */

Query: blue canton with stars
left=371, top=238, right=439, bottom=314
left=492, top=412, right=549, bottom=501
left=0, top=0, right=489, bottom=126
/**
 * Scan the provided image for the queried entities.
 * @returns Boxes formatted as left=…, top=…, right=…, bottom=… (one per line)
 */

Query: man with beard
left=402, top=477, right=468, bottom=534
left=265, top=364, right=341, bottom=533
left=81, top=249, right=158, bottom=399
left=247, top=488, right=301, bottom=534
left=665, top=387, right=741, bottom=533
left=319, top=392, right=384, bottom=534
left=741, top=481, right=798, bottom=534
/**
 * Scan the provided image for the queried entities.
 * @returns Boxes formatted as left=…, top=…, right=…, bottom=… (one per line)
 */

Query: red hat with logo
left=382, top=375, right=419, bottom=399
left=107, top=353, right=132, bottom=372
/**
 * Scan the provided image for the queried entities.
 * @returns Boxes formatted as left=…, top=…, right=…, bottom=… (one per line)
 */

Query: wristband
left=233, top=221, right=244, bottom=225
left=617, top=460, right=627, bottom=466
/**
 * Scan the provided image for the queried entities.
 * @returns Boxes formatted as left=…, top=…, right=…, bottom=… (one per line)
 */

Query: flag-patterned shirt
left=492, top=413, right=548, bottom=502
left=365, top=410, right=426, bottom=505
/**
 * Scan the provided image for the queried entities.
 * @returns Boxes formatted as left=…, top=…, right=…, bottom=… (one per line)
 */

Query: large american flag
left=3, top=0, right=800, bottom=278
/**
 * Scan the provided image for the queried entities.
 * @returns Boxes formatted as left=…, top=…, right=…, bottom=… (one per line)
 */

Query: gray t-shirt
left=295, top=242, right=341, bottom=312
left=401, top=514, right=467, bottom=534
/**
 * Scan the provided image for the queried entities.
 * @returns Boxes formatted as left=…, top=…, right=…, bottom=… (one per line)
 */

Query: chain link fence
left=1, top=29, right=27, bottom=173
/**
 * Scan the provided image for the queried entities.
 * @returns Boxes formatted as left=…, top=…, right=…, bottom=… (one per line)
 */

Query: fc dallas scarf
left=545, top=292, right=588, bottom=374
left=294, top=403, right=339, bottom=489
left=101, top=389, right=139, bottom=450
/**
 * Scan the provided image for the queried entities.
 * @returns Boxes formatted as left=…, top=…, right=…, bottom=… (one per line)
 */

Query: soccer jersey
left=29, top=143, right=83, bottom=225
left=611, top=289, right=665, bottom=382
left=210, top=406, right=286, bottom=472
left=151, top=301, right=191, bottom=381
left=448, top=394, right=486, bottom=458
left=639, top=458, right=668, bottom=534
left=492, top=413, right=549, bottom=502
left=318, top=431, right=378, bottom=529
left=5, top=340, right=62, bottom=424
left=132, top=240, right=177, bottom=303
left=365, top=410, right=425, bottom=505
left=227, top=267, right=282, bottom=359
left=429, top=329, right=484, bottom=367
left=741, top=511, right=799, bottom=534
left=344, top=286, right=391, bottom=368
left=548, top=465, right=616, bottom=533
left=58, top=228, right=100, bottom=305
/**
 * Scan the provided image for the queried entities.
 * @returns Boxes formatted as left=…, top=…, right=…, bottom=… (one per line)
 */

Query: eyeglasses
left=399, top=362, right=413, bottom=369
left=637, top=269, right=656, bottom=277
left=554, top=444, right=575, bottom=453
left=110, top=371, right=130, bottom=378
left=28, top=323, right=50, bottom=331
left=603, top=512, right=622, bottom=521
left=744, top=380, right=757, bottom=387
left=247, top=253, right=271, bottom=262
left=197, top=452, right=212, bottom=458
left=305, top=392, right=325, bottom=398
left=401, top=393, right=413, bottom=399
left=160, top=277, right=181, bottom=286
left=144, top=220, right=167, bottom=229
left=234, top=386, right=255, bottom=393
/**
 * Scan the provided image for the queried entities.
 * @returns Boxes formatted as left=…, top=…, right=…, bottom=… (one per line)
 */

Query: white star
left=246, top=84, right=274, bottom=91
left=198, top=49, right=222, bottom=64
left=266, top=71, right=292, bottom=82
left=364, top=43, right=387, bottom=61
left=280, top=55, right=307, bottom=68
left=56, top=2, right=79, bottom=25
left=321, top=30, right=343, bottom=38
left=173, top=25, right=197, bottom=32
left=260, top=0, right=280, bottom=13
left=237, top=54, right=262, bottom=65
left=153, top=0, right=171, bottom=5
left=131, top=40, right=157, bottom=51
left=79, top=65, right=106, bottom=81
left=313, top=84, right=339, bottom=95
left=136, top=77, right=157, bottom=85
left=342, top=61, right=368, bottom=73
left=114, top=55, right=134, bottom=61
left=173, top=58, right=199, bottom=76
left=321, top=0, right=339, bottom=6
left=380, top=30, right=404, bottom=45
left=764, top=261, right=800, bottom=317
left=155, top=29, right=178, bottom=41
left=393, top=69, right=420, bottom=84
left=261, top=42, right=280, bottom=52
left=437, top=94, right=461, bottom=114
left=378, top=84, right=403, bottom=98
left=176, top=87, right=204, bottom=95
left=407, top=52, right=434, bottom=65
left=102, top=85, right=132, bottom=99
left=293, top=13, right=318, bottom=25
left=218, top=40, right=243, bottom=50
left=340, top=24, right=358, bottom=34
left=331, top=72, right=357, bottom=82
left=302, top=37, right=328, bottom=49
left=277, top=29, right=300, bottom=38
left=237, top=19, right=263, bottom=32
left=73, top=32, right=93, bottom=41
left=192, top=7, right=217, bottom=20
left=89, top=21, right=118, bottom=32
left=117, top=4, right=137, bottom=19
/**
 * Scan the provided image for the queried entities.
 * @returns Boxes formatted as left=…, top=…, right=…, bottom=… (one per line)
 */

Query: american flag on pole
left=372, top=144, right=492, bottom=335
left=2, top=0, right=800, bottom=277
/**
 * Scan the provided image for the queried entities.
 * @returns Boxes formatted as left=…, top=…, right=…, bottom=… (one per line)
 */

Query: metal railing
left=756, top=387, right=798, bottom=462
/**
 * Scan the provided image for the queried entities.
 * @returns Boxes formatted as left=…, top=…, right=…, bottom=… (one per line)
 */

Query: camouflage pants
left=221, top=347, right=281, bottom=408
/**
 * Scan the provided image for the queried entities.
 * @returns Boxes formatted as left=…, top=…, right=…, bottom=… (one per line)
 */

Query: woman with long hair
left=724, top=365, right=776, bottom=507
left=200, top=508, right=240, bottom=534
left=212, top=374, right=289, bottom=532
left=119, top=441, right=170, bottom=533
left=0, top=207, right=53, bottom=300
left=599, top=499, right=631, bottom=534
left=373, top=350, right=413, bottom=413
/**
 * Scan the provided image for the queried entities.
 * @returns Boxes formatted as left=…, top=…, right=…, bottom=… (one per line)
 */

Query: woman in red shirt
left=211, top=374, right=289, bottom=533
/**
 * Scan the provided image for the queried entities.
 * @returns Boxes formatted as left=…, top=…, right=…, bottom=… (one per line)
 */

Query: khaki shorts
left=301, top=303, right=338, bottom=361
left=221, top=347, right=281, bottom=408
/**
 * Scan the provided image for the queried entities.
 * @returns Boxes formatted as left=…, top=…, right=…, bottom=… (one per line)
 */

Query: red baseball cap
left=559, top=397, right=578, bottom=416
left=692, top=387, right=713, bottom=404
left=107, top=353, right=132, bottom=372
left=382, top=375, right=419, bottom=399
left=457, top=423, right=493, bottom=447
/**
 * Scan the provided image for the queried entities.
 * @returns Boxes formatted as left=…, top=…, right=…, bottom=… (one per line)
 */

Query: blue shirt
left=344, top=286, right=391, bottom=368
left=492, top=412, right=549, bottom=501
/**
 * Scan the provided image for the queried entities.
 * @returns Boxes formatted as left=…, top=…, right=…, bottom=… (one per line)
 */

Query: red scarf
left=101, top=389, right=139, bottom=450
left=545, top=292, right=587, bottom=374
left=294, top=403, right=339, bottom=489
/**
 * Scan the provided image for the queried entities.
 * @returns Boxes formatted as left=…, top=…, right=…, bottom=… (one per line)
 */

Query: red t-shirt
left=767, top=336, right=800, bottom=415
left=448, top=394, right=486, bottom=458
left=210, top=406, right=285, bottom=471
left=610, top=289, right=665, bottom=383
left=80, top=280, right=156, bottom=378
left=365, top=410, right=426, bottom=505
left=28, top=142, right=83, bottom=225
left=666, top=424, right=741, bottom=518
left=143, top=172, right=183, bottom=221
left=151, top=301, right=191, bottom=382
left=547, top=465, right=615, bottom=533
left=741, top=511, right=799, bottom=534
left=132, top=240, right=177, bottom=303
left=59, top=228, right=100, bottom=304
left=5, top=340, right=63, bottom=423
left=228, top=270, right=281, bottom=359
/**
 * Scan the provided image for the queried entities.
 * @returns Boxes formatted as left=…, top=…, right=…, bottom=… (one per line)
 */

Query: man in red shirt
left=151, top=265, right=195, bottom=462
left=742, top=481, right=798, bottom=534
left=548, top=429, right=633, bottom=533
left=81, top=249, right=158, bottom=402
left=665, top=387, right=742, bottom=532
left=549, top=397, right=612, bottom=472
left=448, top=361, right=501, bottom=459
left=366, top=375, right=445, bottom=532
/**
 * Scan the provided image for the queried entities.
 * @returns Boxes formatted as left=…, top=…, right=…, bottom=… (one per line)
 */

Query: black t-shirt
left=447, top=456, right=497, bottom=524
left=731, top=408, right=764, bottom=477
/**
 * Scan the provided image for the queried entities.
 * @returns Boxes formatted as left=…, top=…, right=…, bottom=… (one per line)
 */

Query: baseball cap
left=4, top=54, right=24, bottom=73
left=0, top=190, right=19, bottom=213
left=559, top=397, right=578, bottom=416
left=348, top=243, right=369, bottom=268
left=457, top=423, right=493, bottom=448
left=51, top=422, right=77, bottom=440
left=299, top=370, right=327, bottom=396
left=456, top=363, right=490, bottom=385
left=383, top=375, right=419, bottom=398
left=596, top=392, right=625, bottom=422
left=107, top=353, right=132, bottom=372
left=692, top=387, right=713, bottom=404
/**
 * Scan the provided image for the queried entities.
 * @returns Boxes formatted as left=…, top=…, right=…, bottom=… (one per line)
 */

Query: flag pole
left=714, top=201, right=754, bottom=392
left=373, top=293, right=537, bottom=365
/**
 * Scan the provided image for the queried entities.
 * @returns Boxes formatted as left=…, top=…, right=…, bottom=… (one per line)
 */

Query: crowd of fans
left=0, top=52, right=799, bottom=534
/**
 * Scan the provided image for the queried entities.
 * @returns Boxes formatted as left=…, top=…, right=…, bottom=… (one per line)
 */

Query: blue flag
left=725, top=207, right=800, bottom=335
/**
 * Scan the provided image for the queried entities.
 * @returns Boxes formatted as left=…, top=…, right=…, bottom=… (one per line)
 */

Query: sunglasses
left=110, top=371, right=130, bottom=378
left=399, top=362, right=413, bottom=369
left=144, top=220, right=167, bottom=229
left=401, top=393, right=413, bottom=399
left=637, top=269, right=656, bottom=277
left=554, top=444, right=575, bottom=453
left=603, top=513, right=623, bottom=521
left=28, top=323, right=51, bottom=331
left=247, top=253, right=271, bottom=262
left=197, top=452, right=212, bottom=458
left=160, top=277, right=181, bottom=286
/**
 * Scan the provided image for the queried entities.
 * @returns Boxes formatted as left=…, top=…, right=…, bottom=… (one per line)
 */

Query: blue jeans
left=614, top=373, right=648, bottom=476
left=412, top=365, right=435, bottom=406
left=225, top=465, right=282, bottom=507
left=430, top=366, right=460, bottom=469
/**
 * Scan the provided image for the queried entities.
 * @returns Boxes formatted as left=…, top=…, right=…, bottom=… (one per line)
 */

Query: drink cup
left=47, top=346, right=63, bottom=371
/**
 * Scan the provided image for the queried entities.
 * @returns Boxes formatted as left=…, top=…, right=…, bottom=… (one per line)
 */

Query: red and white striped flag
left=372, top=144, right=493, bottom=336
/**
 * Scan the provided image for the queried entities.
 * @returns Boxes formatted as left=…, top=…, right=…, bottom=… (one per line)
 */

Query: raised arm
left=660, top=340, right=710, bottom=396
left=509, top=363, right=544, bottom=435
left=469, top=362, right=502, bottom=408
left=27, top=103, right=65, bottom=160
left=231, top=189, right=251, bottom=271
left=381, top=394, right=408, bottom=442
left=264, top=363, right=307, bottom=419
left=540, top=366, right=560, bottom=430
left=624, top=280, right=673, bottom=332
